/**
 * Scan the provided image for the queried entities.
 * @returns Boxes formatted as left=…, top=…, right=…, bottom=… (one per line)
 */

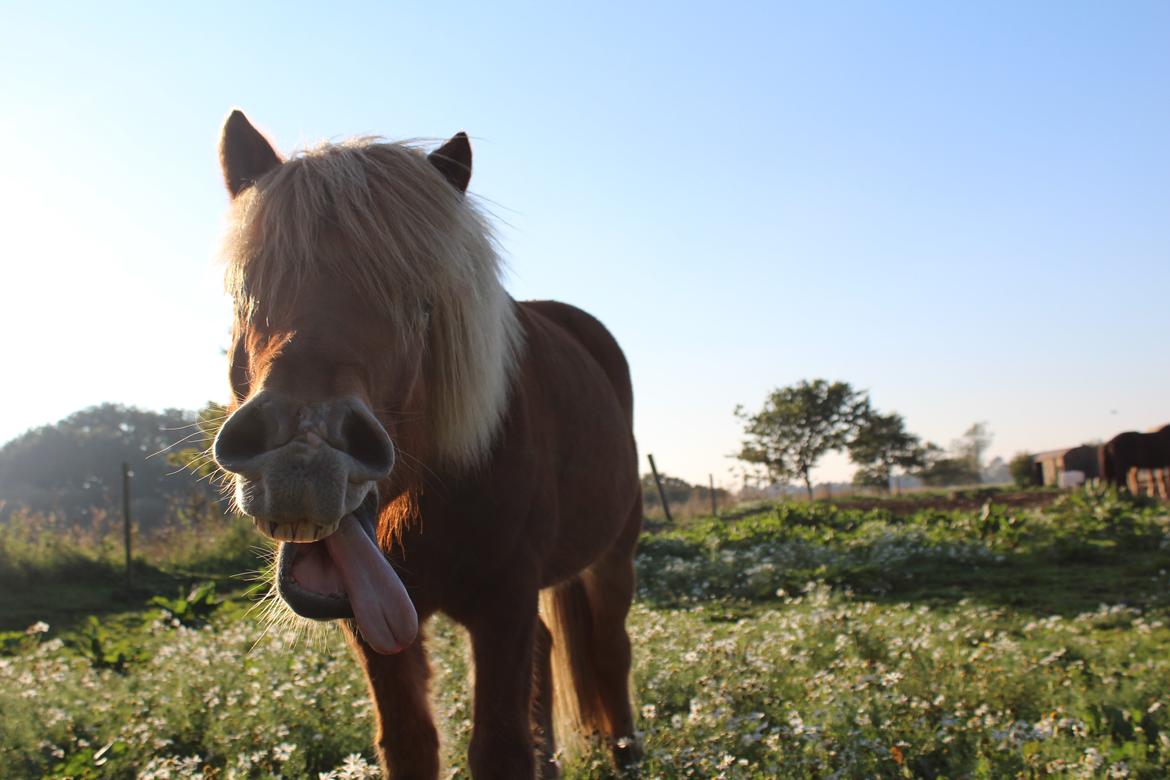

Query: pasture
left=2, top=488, right=1169, bottom=779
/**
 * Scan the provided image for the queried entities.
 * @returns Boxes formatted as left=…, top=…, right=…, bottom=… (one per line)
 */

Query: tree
left=915, top=441, right=981, bottom=487
left=912, top=422, right=996, bottom=488
left=982, top=456, right=1011, bottom=485
left=847, top=411, right=924, bottom=492
left=954, top=422, right=992, bottom=474
left=1008, top=452, right=1036, bottom=488
left=736, top=379, right=868, bottom=502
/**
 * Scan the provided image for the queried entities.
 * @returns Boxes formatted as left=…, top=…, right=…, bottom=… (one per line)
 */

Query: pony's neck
left=423, top=289, right=523, bottom=470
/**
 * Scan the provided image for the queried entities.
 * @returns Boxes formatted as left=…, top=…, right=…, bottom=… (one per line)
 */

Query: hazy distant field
left=3, top=489, right=1170, bottom=778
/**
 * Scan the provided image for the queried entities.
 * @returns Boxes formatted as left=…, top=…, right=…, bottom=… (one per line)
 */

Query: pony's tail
left=1099, top=444, right=1112, bottom=486
left=539, top=577, right=606, bottom=755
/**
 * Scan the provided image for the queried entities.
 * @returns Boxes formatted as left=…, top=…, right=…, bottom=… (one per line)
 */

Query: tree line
left=0, top=403, right=224, bottom=528
left=736, top=379, right=994, bottom=501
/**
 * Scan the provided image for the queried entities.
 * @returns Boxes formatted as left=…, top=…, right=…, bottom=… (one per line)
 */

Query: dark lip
left=276, top=490, right=380, bottom=621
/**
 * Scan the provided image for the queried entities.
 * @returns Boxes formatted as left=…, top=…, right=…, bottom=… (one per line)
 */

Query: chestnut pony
left=212, top=111, right=642, bottom=779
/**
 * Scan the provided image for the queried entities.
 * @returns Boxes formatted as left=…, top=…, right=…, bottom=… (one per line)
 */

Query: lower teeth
left=256, top=520, right=337, bottom=542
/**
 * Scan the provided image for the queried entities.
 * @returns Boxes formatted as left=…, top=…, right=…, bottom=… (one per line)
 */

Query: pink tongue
left=324, top=514, right=418, bottom=654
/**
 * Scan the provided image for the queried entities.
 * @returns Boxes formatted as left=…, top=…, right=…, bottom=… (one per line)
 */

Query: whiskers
left=157, top=415, right=230, bottom=433
left=394, top=445, right=446, bottom=495
left=370, top=406, right=424, bottom=425
left=243, top=547, right=338, bottom=656
left=147, top=428, right=213, bottom=460
left=155, top=406, right=234, bottom=502
left=151, top=409, right=230, bottom=460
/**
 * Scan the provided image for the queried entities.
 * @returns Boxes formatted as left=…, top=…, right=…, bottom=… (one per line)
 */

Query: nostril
left=214, top=404, right=271, bottom=472
left=341, top=409, right=395, bottom=478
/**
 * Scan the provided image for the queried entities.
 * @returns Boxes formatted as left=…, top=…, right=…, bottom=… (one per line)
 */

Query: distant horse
left=212, top=111, right=642, bottom=779
left=1100, top=426, right=1170, bottom=497
left=1148, top=424, right=1170, bottom=499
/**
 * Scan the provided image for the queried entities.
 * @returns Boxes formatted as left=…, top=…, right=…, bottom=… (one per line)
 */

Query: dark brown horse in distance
left=212, top=111, right=642, bottom=779
left=1100, top=425, right=1170, bottom=497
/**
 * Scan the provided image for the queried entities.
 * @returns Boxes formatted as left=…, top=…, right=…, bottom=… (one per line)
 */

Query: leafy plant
left=68, top=616, right=149, bottom=673
left=50, top=741, right=128, bottom=779
left=149, top=581, right=222, bottom=627
left=0, top=623, right=48, bottom=656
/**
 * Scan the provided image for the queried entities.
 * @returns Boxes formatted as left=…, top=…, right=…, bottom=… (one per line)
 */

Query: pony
left=211, top=110, right=642, bottom=779
left=1100, top=425, right=1170, bottom=498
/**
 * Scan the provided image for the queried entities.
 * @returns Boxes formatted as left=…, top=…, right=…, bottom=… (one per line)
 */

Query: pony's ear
left=220, top=110, right=282, bottom=198
left=428, top=132, right=472, bottom=193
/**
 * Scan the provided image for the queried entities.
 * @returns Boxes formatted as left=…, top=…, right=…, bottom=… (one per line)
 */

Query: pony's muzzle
left=214, top=392, right=394, bottom=536
left=216, top=392, right=394, bottom=479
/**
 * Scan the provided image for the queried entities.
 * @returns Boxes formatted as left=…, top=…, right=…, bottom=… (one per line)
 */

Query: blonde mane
left=221, top=138, right=522, bottom=469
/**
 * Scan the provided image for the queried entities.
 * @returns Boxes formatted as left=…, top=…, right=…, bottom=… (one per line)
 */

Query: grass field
left=2, top=488, right=1169, bottom=778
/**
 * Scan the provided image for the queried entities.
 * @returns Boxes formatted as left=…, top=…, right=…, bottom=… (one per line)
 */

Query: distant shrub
left=1009, top=451, right=1036, bottom=487
left=642, top=473, right=729, bottom=521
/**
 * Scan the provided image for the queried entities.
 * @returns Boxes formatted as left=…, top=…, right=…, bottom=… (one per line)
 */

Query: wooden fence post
left=122, top=462, right=133, bottom=589
left=647, top=453, right=673, bottom=523
left=708, top=473, right=718, bottom=517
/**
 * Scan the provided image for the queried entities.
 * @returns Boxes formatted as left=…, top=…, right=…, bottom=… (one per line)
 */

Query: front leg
left=467, top=584, right=539, bottom=779
left=346, top=623, right=440, bottom=780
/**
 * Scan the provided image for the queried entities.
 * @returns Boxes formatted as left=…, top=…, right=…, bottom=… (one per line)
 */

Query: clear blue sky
left=1, top=1, right=1167, bottom=486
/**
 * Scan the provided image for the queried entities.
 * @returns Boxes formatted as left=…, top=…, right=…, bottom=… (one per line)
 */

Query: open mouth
left=274, top=492, right=418, bottom=654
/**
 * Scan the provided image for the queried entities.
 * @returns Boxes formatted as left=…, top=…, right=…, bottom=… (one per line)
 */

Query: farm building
left=1031, top=444, right=1100, bottom=486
